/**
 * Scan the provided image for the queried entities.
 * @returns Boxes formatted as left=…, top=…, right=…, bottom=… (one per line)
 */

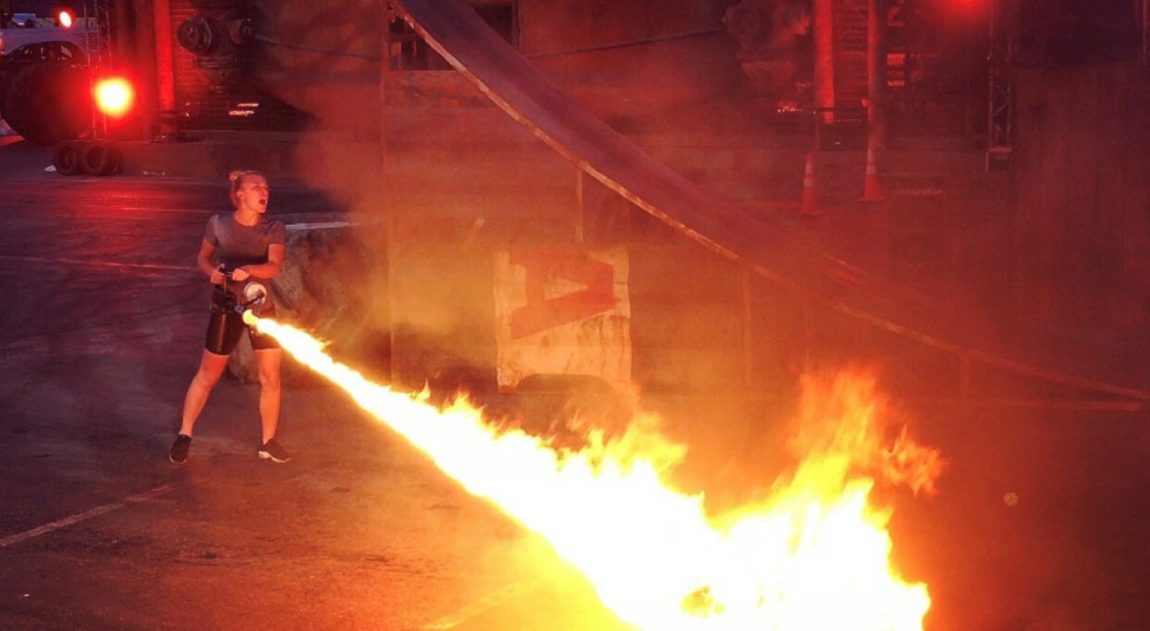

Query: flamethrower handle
left=214, top=266, right=266, bottom=316
left=215, top=265, right=235, bottom=295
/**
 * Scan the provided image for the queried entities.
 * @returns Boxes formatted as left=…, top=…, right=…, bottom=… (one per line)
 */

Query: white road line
left=424, top=582, right=531, bottom=630
left=0, top=255, right=197, bottom=272
left=0, top=483, right=176, bottom=549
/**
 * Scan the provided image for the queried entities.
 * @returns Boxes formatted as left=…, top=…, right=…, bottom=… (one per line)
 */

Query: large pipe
left=152, top=0, right=176, bottom=134
left=813, top=0, right=835, bottom=123
left=867, top=0, right=886, bottom=148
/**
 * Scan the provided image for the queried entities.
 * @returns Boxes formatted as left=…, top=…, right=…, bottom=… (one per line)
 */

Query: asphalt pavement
left=0, top=137, right=629, bottom=630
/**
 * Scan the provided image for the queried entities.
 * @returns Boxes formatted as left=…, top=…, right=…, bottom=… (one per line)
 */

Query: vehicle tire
left=513, top=374, right=631, bottom=449
left=82, top=141, right=121, bottom=176
left=52, top=141, right=84, bottom=175
left=2, top=62, right=91, bottom=146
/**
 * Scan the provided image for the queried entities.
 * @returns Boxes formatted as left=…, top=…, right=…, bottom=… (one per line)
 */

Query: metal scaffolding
left=77, top=0, right=114, bottom=138
left=986, top=0, right=1016, bottom=171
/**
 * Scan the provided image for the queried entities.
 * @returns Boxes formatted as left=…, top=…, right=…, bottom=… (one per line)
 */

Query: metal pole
left=152, top=0, right=177, bottom=135
left=1143, top=0, right=1149, bottom=64
left=867, top=0, right=886, bottom=149
left=813, top=0, right=835, bottom=124
left=382, top=5, right=398, bottom=385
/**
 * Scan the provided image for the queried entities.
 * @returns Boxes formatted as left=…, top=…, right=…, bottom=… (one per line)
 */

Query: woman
left=169, top=170, right=290, bottom=464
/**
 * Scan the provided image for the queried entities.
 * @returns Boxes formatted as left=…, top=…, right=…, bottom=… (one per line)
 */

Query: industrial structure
left=9, top=0, right=1150, bottom=416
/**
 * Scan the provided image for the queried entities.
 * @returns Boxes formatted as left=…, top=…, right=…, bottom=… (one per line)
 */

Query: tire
left=82, top=141, right=121, bottom=176
left=52, top=141, right=84, bottom=176
left=2, top=62, right=91, bottom=146
left=513, top=374, right=631, bottom=449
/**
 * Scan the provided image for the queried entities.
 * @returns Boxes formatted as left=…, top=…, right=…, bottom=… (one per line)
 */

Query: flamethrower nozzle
left=215, top=275, right=270, bottom=318
left=243, top=282, right=268, bottom=310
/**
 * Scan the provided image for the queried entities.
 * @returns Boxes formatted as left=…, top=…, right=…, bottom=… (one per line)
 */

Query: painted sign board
left=493, top=247, right=631, bottom=390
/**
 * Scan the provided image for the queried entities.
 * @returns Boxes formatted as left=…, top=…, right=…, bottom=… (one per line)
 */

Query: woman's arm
left=196, top=239, right=227, bottom=284
left=232, top=243, right=285, bottom=281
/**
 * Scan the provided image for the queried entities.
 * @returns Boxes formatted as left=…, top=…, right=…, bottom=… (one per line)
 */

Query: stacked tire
left=51, top=141, right=82, bottom=175
left=80, top=140, right=121, bottom=175
left=53, top=140, right=122, bottom=176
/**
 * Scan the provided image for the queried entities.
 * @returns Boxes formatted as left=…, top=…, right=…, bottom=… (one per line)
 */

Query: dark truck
left=0, top=7, right=90, bottom=145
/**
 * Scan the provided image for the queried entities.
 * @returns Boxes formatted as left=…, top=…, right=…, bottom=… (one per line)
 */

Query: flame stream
left=248, top=314, right=931, bottom=630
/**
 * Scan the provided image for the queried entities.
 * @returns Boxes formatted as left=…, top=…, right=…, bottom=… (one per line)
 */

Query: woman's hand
left=209, top=267, right=227, bottom=285
left=230, top=267, right=251, bottom=282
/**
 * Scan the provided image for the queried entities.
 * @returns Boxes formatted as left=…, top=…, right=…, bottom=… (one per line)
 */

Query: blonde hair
left=228, top=169, right=265, bottom=207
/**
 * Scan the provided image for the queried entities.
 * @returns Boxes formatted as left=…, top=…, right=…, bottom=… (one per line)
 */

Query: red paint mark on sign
left=509, top=250, right=615, bottom=339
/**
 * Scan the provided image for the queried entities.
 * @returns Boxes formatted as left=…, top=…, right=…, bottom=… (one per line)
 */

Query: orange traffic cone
left=858, top=145, right=883, bottom=203
left=799, top=152, right=821, bottom=216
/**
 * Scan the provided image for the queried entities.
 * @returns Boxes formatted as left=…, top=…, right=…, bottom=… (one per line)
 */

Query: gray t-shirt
left=205, top=213, right=286, bottom=297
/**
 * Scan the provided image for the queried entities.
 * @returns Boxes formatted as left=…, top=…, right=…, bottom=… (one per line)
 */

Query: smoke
left=250, top=0, right=769, bottom=394
left=251, top=0, right=385, bottom=213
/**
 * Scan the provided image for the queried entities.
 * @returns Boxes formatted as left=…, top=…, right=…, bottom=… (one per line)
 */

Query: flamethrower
left=215, top=265, right=269, bottom=316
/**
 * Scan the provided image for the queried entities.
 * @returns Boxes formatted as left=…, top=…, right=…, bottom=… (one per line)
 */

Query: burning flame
left=245, top=312, right=941, bottom=630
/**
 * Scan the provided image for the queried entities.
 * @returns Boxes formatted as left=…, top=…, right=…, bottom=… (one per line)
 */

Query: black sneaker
left=258, top=438, right=291, bottom=463
left=169, top=434, right=191, bottom=464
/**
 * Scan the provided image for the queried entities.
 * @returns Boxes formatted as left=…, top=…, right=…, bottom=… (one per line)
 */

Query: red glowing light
left=57, top=10, right=74, bottom=28
left=94, top=77, right=135, bottom=118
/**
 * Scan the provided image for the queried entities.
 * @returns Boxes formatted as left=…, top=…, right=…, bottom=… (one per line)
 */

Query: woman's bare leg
left=179, top=350, right=229, bottom=436
left=254, top=348, right=283, bottom=443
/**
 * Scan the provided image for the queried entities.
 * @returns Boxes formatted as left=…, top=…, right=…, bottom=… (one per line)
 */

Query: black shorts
left=204, top=301, right=281, bottom=355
